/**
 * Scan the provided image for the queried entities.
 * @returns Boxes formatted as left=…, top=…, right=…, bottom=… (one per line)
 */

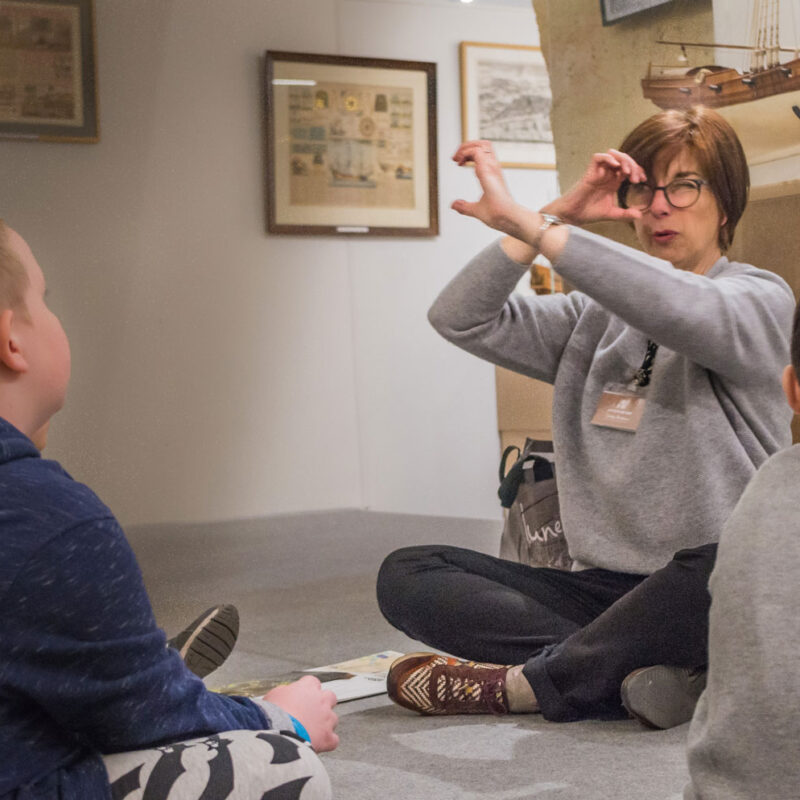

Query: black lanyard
left=632, top=340, right=659, bottom=387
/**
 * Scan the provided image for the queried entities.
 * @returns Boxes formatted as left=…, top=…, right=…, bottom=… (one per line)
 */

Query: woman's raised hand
left=451, top=141, right=526, bottom=238
left=545, top=149, right=647, bottom=225
left=452, top=143, right=647, bottom=241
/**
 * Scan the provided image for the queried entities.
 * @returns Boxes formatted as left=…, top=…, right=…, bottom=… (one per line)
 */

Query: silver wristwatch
left=534, top=213, right=563, bottom=248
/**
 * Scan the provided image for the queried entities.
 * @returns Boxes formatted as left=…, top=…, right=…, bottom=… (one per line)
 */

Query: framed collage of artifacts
left=265, top=50, right=438, bottom=237
left=459, top=41, right=554, bottom=170
left=0, top=0, right=98, bottom=142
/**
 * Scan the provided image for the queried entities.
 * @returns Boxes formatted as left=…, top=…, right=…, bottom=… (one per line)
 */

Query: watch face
left=535, top=214, right=562, bottom=247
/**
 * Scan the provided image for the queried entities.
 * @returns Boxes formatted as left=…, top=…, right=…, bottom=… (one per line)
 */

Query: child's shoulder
left=5, top=451, right=111, bottom=523
left=754, top=444, right=800, bottom=482
left=735, top=445, right=800, bottom=517
left=0, top=436, right=116, bottom=563
left=717, top=445, right=800, bottom=573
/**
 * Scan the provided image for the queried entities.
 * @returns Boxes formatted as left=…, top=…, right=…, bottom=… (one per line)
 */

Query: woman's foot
left=621, top=665, right=707, bottom=729
left=387, top=652, right=520, bottom=715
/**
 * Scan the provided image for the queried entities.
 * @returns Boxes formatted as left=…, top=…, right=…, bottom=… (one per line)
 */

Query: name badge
left=590, top=383, right=646, bottom=432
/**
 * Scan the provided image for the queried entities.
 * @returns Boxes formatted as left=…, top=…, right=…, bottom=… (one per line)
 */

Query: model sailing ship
left=642, top=0, right=800, bottom=110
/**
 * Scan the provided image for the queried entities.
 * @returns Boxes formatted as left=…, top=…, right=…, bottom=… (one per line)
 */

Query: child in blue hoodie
left=0, top=221, right=338, bottom=800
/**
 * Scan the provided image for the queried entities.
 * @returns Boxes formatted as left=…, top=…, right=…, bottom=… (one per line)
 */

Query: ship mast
left=750, top=0, right=780, bottom=71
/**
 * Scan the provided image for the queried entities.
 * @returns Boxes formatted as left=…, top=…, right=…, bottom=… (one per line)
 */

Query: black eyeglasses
left=619, top=178, right=709, bottom=211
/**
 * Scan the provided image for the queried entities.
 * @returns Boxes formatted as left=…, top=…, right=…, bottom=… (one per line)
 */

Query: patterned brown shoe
left=387, top=652, right=511, bottom=715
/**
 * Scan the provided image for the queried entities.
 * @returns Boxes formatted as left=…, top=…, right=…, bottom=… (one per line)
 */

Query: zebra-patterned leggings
left=103, top=729, right=331, bottom=800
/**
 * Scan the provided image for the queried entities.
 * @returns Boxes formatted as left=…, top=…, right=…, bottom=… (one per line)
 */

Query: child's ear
left=782, top=364, right=800, bottom=415
left=0, top=309, right=29, bottom=374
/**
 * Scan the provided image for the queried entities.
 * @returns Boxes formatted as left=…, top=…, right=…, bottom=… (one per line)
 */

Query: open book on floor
left=212, top=650, right=404, bottom=703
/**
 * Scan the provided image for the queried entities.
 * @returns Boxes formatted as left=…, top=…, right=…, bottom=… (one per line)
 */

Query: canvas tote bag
left=498, top=439, right=572, bottom=570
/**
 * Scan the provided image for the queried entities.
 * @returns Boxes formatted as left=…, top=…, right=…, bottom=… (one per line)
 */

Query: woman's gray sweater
left=429, top=227, right=794, bottom=574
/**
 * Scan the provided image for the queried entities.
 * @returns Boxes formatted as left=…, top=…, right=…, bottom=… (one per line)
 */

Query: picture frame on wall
left=459, top=41, right=554, bottom=170
left=599, top=0, right=674, bottom=25
left=0, top=0, right=99, bottom=142
left=265, top=50, right=438, bottom=237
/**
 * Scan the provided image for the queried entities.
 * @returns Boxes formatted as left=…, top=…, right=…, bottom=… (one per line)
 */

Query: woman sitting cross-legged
left=377, top=106, right=794, bottom=728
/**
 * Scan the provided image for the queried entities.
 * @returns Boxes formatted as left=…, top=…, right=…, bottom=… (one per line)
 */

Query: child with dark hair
left=682, top=297, right=800, bottom=799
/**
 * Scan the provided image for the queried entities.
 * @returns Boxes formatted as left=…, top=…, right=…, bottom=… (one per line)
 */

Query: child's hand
left=264, top=675, right=339, bottom=752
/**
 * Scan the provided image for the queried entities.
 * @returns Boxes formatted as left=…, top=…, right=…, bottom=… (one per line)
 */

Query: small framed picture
left=530, top=261, right=563, bottom=295
left=600, top=0, right=674, bottom=25
left=265, top=50, right=438, bottom=237
left=0, top=0, right=99, bottom=142
left=459, top=41, right=554, bottom=170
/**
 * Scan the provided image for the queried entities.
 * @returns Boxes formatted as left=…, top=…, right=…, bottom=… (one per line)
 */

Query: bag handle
left=498, top=442, right=556, bottom=509
left=499, top=444, right=521, bottom=483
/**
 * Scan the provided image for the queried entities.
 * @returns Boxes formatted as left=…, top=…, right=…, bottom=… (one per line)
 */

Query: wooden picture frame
left=530, top=261, right=564, bottom=295
left=0, top=0, right=99, bottom=142
left=599, top=0, right=674, bottom=25
left=265, top=50, right=438, bottom=237
left=459, top=41, right=554, bottom=170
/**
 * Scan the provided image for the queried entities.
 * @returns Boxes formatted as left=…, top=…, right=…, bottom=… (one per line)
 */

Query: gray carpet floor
left=128, top=509, right=689, bottom=800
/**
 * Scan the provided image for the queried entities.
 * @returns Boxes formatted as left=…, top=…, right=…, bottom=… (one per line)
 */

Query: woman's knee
left=376, top=545, right=437, bottom=623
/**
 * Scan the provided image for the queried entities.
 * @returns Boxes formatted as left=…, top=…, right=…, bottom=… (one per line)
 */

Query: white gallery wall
left=0, top=0, right=558, bottom=526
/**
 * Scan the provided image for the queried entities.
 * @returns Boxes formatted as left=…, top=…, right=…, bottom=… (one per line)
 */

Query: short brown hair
left=0, top=220, right=30, bottom=310
left=617, top=106, right=749, bottom=252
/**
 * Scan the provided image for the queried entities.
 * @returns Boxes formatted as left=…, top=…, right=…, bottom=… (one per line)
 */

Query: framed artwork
left=265, top=50, right=438, bottom=237
left=0, top=0, right=98, bottom=142
left=459, top=41, right=554, bottom=170
left=600, top=0, right=674, bottom=25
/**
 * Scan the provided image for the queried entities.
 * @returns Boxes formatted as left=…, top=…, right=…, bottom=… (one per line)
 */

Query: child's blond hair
left=0, top=221, right=30, bottom=311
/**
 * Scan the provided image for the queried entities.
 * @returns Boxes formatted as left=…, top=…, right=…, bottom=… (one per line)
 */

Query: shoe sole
left=176, top=605, right=239, bottom=679
left=621, top=665, right=704, bottom=730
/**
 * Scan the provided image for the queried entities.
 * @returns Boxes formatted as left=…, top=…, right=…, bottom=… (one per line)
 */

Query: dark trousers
left=377, top=543, right=717, bottom=721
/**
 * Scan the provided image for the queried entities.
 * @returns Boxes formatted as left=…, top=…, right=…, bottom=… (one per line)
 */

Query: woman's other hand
left=265, top=675, right=339, bottom=752
left=545, top=149, right=646, bottom=225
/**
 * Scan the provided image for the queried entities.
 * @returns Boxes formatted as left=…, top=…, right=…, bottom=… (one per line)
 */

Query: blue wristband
left=288, top=714, right=311, bottom=743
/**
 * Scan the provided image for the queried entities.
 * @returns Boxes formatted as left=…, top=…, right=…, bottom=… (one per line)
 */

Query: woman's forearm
left=499, top=206, right=570, bottom=265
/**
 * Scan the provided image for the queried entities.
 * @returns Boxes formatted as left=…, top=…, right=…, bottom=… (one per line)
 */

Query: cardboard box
left=495, top=366, right=553, bottom=451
